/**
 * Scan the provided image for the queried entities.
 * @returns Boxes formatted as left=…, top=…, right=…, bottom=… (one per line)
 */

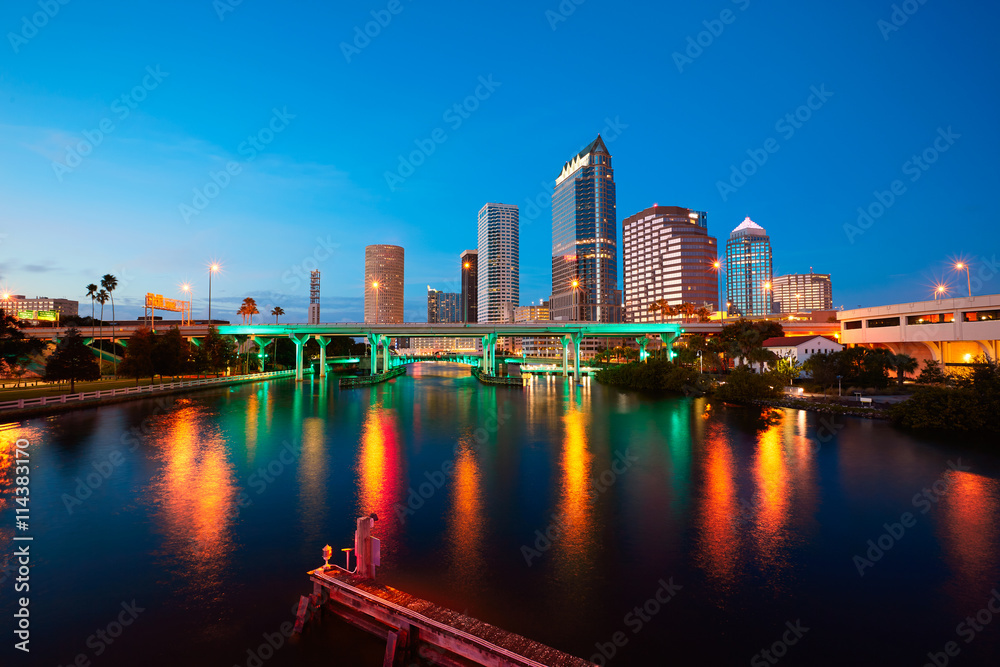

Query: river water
left=1, top=362, right=999, bottom=666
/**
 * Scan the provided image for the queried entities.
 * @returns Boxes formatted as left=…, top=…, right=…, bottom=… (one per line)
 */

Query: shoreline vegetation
left=594, top=356, right=1000, bottom=432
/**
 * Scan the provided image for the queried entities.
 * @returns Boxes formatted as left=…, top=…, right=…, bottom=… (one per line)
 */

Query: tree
left=85, top=283, right=99, bottom=340
left=272, top=306, right=285, bottom=324
left=95, top=289, right=109, bottom=375
left=772, top=355, right=803, bottom=387
left=153, top=327, right=192, bottom=380
left=917, top=358, right=948, bottom=385
left=43, top=328, right=100, bottom=392
left=720, top=319, right=784, bottom=366
left=0, top=310, right=44, bottom=380
left=118, top=328, right=155, bottom=385
left=714, top=365, right=782, bottom=402
left=695, top=306, right=712, bottom=323
left=888, top=353, right=919, bottom=386
left=101, top=274, right=119, bottom=377
left=202, top=326, right=237, bottom=376
left=238, top=297, right=260, bottom=324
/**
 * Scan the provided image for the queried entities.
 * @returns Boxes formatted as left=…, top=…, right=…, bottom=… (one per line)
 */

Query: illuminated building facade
left=477, top=203, right=519, bottom=323
left=460, top=249, right=478, bottom=323
left=364, top=244, right=404, bottom=324
left=427, top=287, right=460, bottom=323
left=725, top=217, right=773, bottom=316
left=622, top=205, right=718, bottom=323
left=550, top=135, right=621, bottom=322
left=772, top=272, right=833, bottom=313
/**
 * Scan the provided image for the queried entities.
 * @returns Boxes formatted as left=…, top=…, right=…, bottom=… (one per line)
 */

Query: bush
left=714, top=365, right=782, bottom=403
left=888, top=387, right=991, bottom=432
left=595, top=359, right=705, bottom=394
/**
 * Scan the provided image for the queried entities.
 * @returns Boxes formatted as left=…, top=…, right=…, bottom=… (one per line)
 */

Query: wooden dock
left=295, top=516, right=593, bottom=666
left=471, top=366, right=526, bottom=387
left=339, top=366, right=407, bottom=388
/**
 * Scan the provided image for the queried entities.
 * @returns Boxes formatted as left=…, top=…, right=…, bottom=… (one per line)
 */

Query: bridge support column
left=562, top=336, right=570, bottom=377
left=382, top=336, right=390, bottom=374
left=636, top=336, right=649, bottom=363
left=314, top=335, right=330, bottom=377
left=572, top=333, right=582, bottom=382
left=366, top=333, right=379, bottom=375
left=254, top=337, right=272, bottom=372
left=289, top=333, right=309, bottom=381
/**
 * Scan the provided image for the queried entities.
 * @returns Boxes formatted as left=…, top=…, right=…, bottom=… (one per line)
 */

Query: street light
left=372, top=280, right=380, bottom=324
left=795, top=293, right=802, bottom=313
left=954, top=262, right=972, bottom=297
left=571, top=279, right=580, bottom=321
left=712, top=260, right=724, bottom=320
left=208, top=263, right=220, bottom=324
left=181, top=283, right=191, bottom=325
left=934, top=284, right=949, bottom=300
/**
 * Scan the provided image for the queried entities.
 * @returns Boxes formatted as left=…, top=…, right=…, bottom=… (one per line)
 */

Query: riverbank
left=747, top=397, right=889, bottom=419
left=0, top=369, right=310, bottom=422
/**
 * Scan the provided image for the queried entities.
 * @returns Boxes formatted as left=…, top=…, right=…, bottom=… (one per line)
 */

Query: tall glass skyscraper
left=477, top=203, right=519, bottom=323
left=725, top=217, right=773, bottom=316
left=364, top=244, right=404, bottom=323
left=550, top=136, right=621, bottom=322
left=460, top=249, right=478, bottom=323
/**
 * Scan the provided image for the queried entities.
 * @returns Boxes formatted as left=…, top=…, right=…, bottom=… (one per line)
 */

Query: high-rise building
left=460, top=249, right=478, bottom=323
left=477, top=203, right=519, bottom=323
left=364, top=244, right=404, bottom=323
left=622, top=205, right=718, bottom=323
left=427, top=287, right=460, bottom=323
left=308, top=270, right=320, bottom=324
left=550, top=135, right=621, bottom=322
left=772, top=271, right=833, bottom=313
left=725, top=217, right=773, bottom=316
left=2, top=295, right=79, bottom=321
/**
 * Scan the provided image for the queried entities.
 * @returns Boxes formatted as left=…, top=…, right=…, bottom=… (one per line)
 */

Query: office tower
left=460, top=249, right=478, bottom=323
left=1, top=295, right=79, bottom=321
left=477, top=203, right=519, bottom=323
left=364, top=244, right=404, bottom=323
left=622, top=205, right=718, bottom=322
left=550, top=135, right=621, bottom=322
left=308, top=270, right=320, bottom=324
left=725, top=217, right=773, bottom=316
left=427, top=287, right=461, bottom=323
left=772, top=271, right=833, bottom=313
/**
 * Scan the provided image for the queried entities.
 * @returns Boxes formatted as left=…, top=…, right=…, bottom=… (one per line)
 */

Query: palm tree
left=239, top=297, right=259, bottom=324
left=95, top=289, right=109, bottom=376
left=85, top=283, right=98, bottom=339
left=890, top=353, right=919, bottom=386
left=695, top=306, right=712, bottom=322
left=271, top=306, right=284, bottom=324
left=101, top=274, right=118, bottom=376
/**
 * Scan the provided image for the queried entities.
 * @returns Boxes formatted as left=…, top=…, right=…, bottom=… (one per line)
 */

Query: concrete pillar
left=562, top=337, right=570, bottom=377
left=255, top=336, right=272, bottom=372
left=289, top=333, right=309, bottom=381
left=636, top=336, right=648, bottom=363
left=382, top=336, right=390, bottom=373
left=573, top=335, right=581, bottom=382
left=367, top=333, right=379, bottom=375
left=482, top=336, right=489, bottom=373
left=314, top=335, right=329, bottom=377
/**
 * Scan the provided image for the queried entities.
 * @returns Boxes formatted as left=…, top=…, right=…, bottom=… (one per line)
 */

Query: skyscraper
left=364, top=244, right=404, bottom=323
left=725, top=217, right=773, bottom=316
left=772, top=271, right=833, bottom=313
left=460, top=249, right=478, bottom=323
left=427, top=287, right=460, bottom=323
left=477, top=203, right=519, bottom=323
left=622, top=205, right=718, bottom=322
left=550, top=135, right=621, bottom=322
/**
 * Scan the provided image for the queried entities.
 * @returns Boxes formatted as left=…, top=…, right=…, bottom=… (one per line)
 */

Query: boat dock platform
left=294, top=515, right=593, bottom=666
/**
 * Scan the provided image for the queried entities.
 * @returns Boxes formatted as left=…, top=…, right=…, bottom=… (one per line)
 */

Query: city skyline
left=1, top=2, right=995, bottom=323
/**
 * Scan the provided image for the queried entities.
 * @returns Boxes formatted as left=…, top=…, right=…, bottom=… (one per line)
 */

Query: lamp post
left=208, top=264, right=220, bottom=324
left=712, top=260, right=723, bottom=319
left=571, top=279, right=580, bottom=321
left=795, top=292, right=802, bottom=314
left=954, top=262, right=972, bottom=297
left=763, top=280, right=772, bottom=316
left=372, top=280, right=380, bottom=324
left=181, top=283, right=191, bottom=325
left=463, top=261, right=470, bottom=322
left=934, top=284, right=948, bottom=300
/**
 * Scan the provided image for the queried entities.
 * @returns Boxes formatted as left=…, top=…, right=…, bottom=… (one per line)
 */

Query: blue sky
left=1, top=0, right=997, bottom=322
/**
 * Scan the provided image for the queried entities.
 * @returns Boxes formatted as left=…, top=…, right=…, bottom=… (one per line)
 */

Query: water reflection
left=447, top=437, right=485, bottom=585
left=356, top=398, right=405, bottom=546
left=298, top=417, right=328, bottom=546
left=554, top=390, right=595, bottom=579
left=938, top=470, right=1000, bottom=609
left=244, top=392, right=260, bottom=462
left=150, top=402, right=238, bottom=597
left=695, top=424, right=740, bottom=595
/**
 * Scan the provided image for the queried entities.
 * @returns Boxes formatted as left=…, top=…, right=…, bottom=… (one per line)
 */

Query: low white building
left=762, top=335, right=843, bottom=366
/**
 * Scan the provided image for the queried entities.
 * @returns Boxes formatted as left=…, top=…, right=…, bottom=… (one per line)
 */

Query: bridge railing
left=0, top=370, right=304, bottom=411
